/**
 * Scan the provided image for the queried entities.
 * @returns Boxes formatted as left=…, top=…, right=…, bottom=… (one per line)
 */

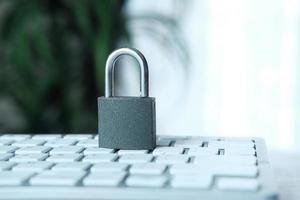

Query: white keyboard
left=0, top=134, right=278, bottom=200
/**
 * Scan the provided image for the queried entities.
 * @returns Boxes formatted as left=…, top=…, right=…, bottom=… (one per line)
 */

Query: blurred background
left=0, top=0, right=299, bottom=151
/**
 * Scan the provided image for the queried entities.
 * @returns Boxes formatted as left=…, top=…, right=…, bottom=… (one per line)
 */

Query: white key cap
left=126, top=175, right=167, bottom=188
left=64, top=134, right=93, bottom=140
left=0, top=134, right=31, bottom=141
left=152, top=147, right=184, bottom=155
left=51, top=162, right=91, bottom=171
left=13, top=162, right=54, bottom=171
left=170, top=163, right=258, bottom=177
left=188, top=147, right=218, bottom=156
left=82, top=154, right=117, bottom=163
left=224, top=147, right=256, bottom=156
left=0, top=171, right=34, bottom=186
left=76, top=139, right=98, bottom=147
left=0, top=153, right=13, bottom=161
left=173, top=138, right=203, bottom=147
left=84, top=171, right=126, bottom=186
left=31, top=134, right=62, bottom=140
left=90, top=162, right=128, bottom=172
left=30, top=171, right=86, bottom=186
left=155, top=155, right=189, bottom=164
left=84, top=147, right=114, bottom=155
left=171, top=173, right=212, bottom=189
left=12, top=139, right=46, bottom=147
left=0, top=146, right=18, bottom=153
left=170, top=164, right=212, bottom=175
left=10, top=154, right=48, bottom=162
left=130, top=163, right=167, bottom=175
left=219, top=155, right=257, bottom=165
left=193, top=155, right=257, bottom=165
left=15, top=146, right=52, bottom=154
left=117, top=150, right=149, bottom=155
left=44, top=139, right=77, bottom=147
left=214, top=165, right=258, bottom=177
left=118, top=154, right=153, bottom=163
left=157, top=135, right=181, bottom=140
left=214, top=138, right=253, bottom=142
left=0, top=139, right=14, bottom=145
left=47, top=154, right=83, bottom=162
left=156, top=138, right=172, bottom=147
left=0, top=162, right=16, bottom=170
left=49, top=146, right=84, bottom=154
left=208, top=141, right=255, bottom=149
left=216, top=177, right=259, bottom=191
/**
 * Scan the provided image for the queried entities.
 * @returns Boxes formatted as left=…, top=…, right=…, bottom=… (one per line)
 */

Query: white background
left=121, top=0, right=300, bottom=150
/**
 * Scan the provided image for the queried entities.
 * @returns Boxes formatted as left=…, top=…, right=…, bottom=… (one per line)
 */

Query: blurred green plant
left=0, top=0, right=127, bottom=132
left=0, top=0, right=188, bottom=132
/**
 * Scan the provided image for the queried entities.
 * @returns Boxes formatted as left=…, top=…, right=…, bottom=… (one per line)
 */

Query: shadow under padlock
left=98, top=48, right=156, bottom=150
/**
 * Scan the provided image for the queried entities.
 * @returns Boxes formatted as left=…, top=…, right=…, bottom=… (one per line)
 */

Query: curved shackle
left=105, top=48, right=149, bottom=97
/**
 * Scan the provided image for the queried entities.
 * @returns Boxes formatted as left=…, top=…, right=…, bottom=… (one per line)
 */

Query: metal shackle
left=105, top=48, right=149, bottom=97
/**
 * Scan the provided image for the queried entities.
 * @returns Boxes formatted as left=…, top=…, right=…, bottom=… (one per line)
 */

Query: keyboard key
left=214, top=165, right=258, bottom=177
left=49, top=146, right=84, bottom=154
left=170, top=163, right=258, bottom=177
left=44, top=139, right=77, bottom=147
left=216, top=177, right=260, bottom=191
left=208, top=141, right=255, bottom=149
left=0, top=153, right=13, bottom=161
left=82, top=154, right=117, bottom=163
left=83, top=147, right=114, bottom=155
left=117, top=150, right=149, bottom=155
left=157, top=136, right=183, bottom=141
left=171, top=173, right=212, bottom=189
left=118, top=154, right=153, bottom=163
left=0, top=139, right=14, bottom=145
left=188, top=147, right=218, bottom=156
left=51, top=162, right=91, bottom=171
left=156, top=138, right=172, bottom=147
left=12, top=139, right=46, bottom=147
left=90, top=162, right=128, bottom=172
left=76, top=139, right=98, bottom=147
left=13, top=162, right=54, bottom=172
left=31, top=134, right=62, bottom=140
left=193, top=155, right=257, bottom=165
left=152, top=147, right=184, bottom=155
left=10, top=154, right=48, bottom=162
left=30, top=171, right=86, bottom=186
left=64, top=134, right=93, bottom=140
left=169, top=164, right=212, bottom=175
left=47, top=154, right=83, bottom=162
left=15, top=146, right=52, bottom=154
left=155, top=155, right=189, bottom=164
left=0, top=146, right=18, bottom=153
left=0, top=171, right=34, bottom=186
left=224, top=147, right=256, bottom=156
left=84, top=171, right=126, bottom=186
left=126, top=175, right=167, bottom=188
left=130, top=163, right=167, bottom=175
left=173, top=138, right=203, bottom=147
left=0, top=134, right=31, bottom=141
left=0, top=162, right=16, bottom=171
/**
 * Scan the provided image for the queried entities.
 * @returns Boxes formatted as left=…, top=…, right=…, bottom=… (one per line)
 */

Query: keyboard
left=0, top=134, right=277, bottom=200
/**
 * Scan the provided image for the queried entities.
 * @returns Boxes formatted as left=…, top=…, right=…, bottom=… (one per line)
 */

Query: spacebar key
left=216, top=177, right=259, bottom=191
left=126, top=175, right=167, bottom=188
left=0, top=171, right=34, bottom=186
left=30, top=171, right=86, bottom=186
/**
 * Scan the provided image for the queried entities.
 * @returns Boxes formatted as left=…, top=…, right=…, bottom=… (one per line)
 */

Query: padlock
left=98, top=48, right=156, bottom=150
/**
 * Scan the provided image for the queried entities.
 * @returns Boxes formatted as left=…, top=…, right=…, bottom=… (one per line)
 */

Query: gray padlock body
left=98, top=96, right=156, bottom=150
